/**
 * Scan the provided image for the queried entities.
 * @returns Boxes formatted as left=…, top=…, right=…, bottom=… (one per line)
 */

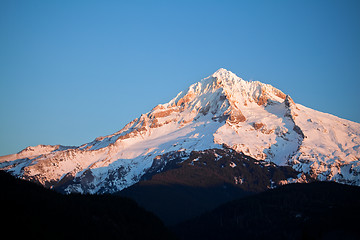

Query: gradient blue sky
left=1, top=0, right=359, bottom=156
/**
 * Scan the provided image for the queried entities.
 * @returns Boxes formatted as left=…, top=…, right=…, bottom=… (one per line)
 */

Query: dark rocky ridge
left=118, top=148, right=303, bottom=225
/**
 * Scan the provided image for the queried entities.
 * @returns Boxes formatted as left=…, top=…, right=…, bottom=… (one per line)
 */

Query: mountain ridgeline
left=118, top=148, right=302, bottom=225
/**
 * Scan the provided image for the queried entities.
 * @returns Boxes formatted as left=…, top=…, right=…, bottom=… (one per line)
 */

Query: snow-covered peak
left=213, top=67, right=229, bottom=74
left=211, top=68, right=239, bottom=80
left=169, top=68, right=287, bottom=114
left=1, top=68, right=359, bottom=194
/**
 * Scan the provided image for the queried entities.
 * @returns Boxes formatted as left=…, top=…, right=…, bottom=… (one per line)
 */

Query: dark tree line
left=0, top=171, right=176, bottom=240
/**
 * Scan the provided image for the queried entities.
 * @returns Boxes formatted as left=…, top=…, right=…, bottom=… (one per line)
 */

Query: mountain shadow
left=0, top=170, right=176, bottom=240
left=172, top=181, right=360, bottom=240
left=118, top=148, right=300, bottom=225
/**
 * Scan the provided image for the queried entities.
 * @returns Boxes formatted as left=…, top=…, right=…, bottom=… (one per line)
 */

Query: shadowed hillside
left=119, top=148, right=300, bottom=225
left=0, top=171, right=176, bottom=240
left=173, top=182, right=360, bottom=240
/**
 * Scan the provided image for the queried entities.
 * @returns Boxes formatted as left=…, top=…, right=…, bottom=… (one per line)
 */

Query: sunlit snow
left=1, top=68, right=359, bottom=193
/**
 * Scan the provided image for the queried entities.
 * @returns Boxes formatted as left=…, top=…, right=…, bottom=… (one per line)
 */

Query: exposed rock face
left=253, top=122, right=265, bottom=130
left=1, top=68, right=359, bottom=193
left=284, top=95, right=295, bottom=108
left=228, top=110, right=246, bottom=124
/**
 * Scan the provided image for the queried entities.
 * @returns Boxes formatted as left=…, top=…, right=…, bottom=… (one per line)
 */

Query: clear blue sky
left=1, top=0, right=359, bottom=156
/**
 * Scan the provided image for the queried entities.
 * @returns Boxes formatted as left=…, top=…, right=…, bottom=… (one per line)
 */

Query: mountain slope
left=0, top=171, right=175, bottom=240
left=118, top=148, right=300, bottom=225
left=173, top=182, right=360, bottom=240
left=1, top=68, right=359, bottom=193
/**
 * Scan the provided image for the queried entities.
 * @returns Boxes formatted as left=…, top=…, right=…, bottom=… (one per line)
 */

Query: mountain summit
left=1, top=69, right=359, bottom=193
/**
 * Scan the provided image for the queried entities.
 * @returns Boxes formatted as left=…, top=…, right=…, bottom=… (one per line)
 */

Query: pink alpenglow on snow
left=1, top=68, right=359, bottom=193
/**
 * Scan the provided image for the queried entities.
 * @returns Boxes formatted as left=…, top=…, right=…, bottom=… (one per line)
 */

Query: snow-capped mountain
left=1, top=68, right=359, bottom=193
